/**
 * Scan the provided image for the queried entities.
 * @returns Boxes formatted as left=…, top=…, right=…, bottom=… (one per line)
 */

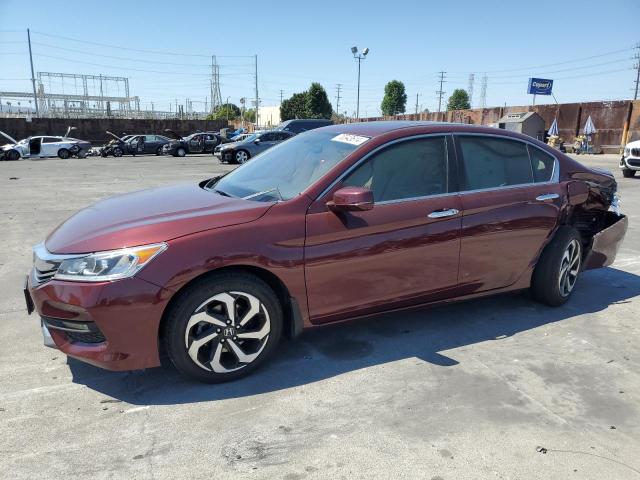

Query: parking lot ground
left=1, top=153, right=639, bottom=479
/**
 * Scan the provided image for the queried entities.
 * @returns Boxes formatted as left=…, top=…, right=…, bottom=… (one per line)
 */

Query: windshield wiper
left=213, top=188, right=234, bottom=198
left=242, top=187, right=283, bottom=201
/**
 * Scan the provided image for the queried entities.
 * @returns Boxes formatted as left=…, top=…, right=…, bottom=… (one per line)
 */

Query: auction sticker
left=331, top=133, right=370, bottom=146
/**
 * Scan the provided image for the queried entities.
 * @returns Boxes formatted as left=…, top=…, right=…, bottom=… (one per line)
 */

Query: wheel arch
left=158, top=264, right=304, bottom=346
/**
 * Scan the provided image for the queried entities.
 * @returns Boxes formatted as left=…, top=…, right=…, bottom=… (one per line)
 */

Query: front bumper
left=620, top=156, right=640, bottom=171
left=215, top=150, right=234, bottom=161
left=583, top=212, right=628, bottom=270
left=26, top=272, right=172, bottom=371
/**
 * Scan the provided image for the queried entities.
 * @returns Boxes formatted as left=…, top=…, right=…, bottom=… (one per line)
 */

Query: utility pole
left=467, top=73, right=475, bottom=107
left=633, top=43, right=640, bottom=100
left=415, top=93, right=419, bottom=114
left=254, top=54, right=259, bottom=128
left=335, top=84, right=342, bottom=115
left=436, top=71, right=446, bottom=113
left=279, top=89, right=284, bottom=105
left=480, top=73, right=488, bottom=108
left=27, top=29, right=39, bottom=116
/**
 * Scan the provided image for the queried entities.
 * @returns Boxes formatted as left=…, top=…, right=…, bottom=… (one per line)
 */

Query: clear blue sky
left=1, top=0, right=638, bottom=116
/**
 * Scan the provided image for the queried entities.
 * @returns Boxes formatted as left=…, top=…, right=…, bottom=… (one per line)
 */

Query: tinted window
left=342, top=137, right=448, bottom=202
left=275, top=132, right=290, bottom=141
left=528, top=146, right=555, bottom=182
left=261, top=133, right=276, bottom=141
left=458, top=136, right=532, bottom=190
left=42, top=137, right=59, bottom=143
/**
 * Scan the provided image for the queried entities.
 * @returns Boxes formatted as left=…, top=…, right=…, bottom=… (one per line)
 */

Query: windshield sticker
left=331, top=133, right=370, bottom=146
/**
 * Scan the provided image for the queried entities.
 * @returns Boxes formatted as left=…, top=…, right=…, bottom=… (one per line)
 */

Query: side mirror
left=253, top=139, right=261, bottom=144
left=327, top=186, right=374, bottom=212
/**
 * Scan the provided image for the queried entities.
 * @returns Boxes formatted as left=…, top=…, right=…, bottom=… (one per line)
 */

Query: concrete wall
left=354, top=100, right=640, bottom=153
left=0, top=118, right=229, bottom=145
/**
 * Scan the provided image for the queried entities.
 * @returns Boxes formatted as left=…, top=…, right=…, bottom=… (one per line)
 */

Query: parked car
left=214, top=130, right=294, bottom=163
left=0, top=130, right=91, bottom=160
left=25, top=122, right=627, bottom=383
left=275, top=118, right=333, bottom=134
left=620, top=139, right=640, bottom=177
left=99, top=132, right=170, bottom=157
left=163, top=130, right=230, bottom=157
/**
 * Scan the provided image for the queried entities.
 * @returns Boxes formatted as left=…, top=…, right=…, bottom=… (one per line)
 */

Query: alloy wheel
left=235, top=151, right=248, bottom=164
left=184, top=291, right=271, bottom=373
left=558, top=239, right=581, bottom=297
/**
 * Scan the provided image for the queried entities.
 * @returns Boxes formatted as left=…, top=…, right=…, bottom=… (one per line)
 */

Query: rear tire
left=163, top=272, right=283, bottom=383
left=531, top=227, right=583, bottom=306
left=622, top=168, right=636, bottom=178
left=156, top=146, right=164, bottom=156
left=176, top=147, right=186, bottom=157
left=57, top=148, right=70, bottom=159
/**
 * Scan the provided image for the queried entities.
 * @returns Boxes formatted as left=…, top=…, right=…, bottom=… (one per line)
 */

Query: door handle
left=428, top=208, right=460, bottom=219
left=535, top=193, right=560, bottom=202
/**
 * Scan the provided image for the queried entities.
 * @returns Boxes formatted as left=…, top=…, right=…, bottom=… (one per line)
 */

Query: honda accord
left=25, top=122, right=628, bottom=382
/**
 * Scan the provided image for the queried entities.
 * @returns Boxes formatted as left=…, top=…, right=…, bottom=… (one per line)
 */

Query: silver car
left=214, top=130, right=294, bottom=164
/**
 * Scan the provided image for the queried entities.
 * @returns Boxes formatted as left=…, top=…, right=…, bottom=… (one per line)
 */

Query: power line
left=31, top=30, right=255, bottom=58
left=479, top=74, right=487, bottom=108
left=467, top=73, right=475, bottom=106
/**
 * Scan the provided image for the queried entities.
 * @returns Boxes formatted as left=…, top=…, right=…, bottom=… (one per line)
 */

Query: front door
left=189, top=134, right=205, bottom=153
left=304, top=135, right=462, bottom=323
left=454, top=134, right=561, bottom=294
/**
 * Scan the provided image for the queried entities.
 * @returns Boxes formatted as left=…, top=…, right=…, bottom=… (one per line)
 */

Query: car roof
left=318, top=120, right=519, bottom=138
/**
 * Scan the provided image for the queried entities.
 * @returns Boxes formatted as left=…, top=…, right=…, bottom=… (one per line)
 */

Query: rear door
left=304, top=135, right=462, bottom=323
left=454, top=134, right=561, bottom=294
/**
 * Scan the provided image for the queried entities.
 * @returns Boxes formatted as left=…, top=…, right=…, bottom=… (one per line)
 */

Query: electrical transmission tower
left=633, top=43, right=640, bottom=100
left=479, top=73, right=487, bottom=108
left=467, top=73, right=475, bottom=107
left=436, top=71, right=446, bottom=112
left=210, top=55, right=222, bottom=114
left=335, top=84, right=342, bottom=114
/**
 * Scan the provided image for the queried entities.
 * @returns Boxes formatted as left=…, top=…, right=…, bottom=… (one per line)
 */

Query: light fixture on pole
left=351, top=46, right=369, bottom=119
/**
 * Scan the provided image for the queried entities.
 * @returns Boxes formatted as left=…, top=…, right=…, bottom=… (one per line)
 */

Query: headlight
left=54, top=243, right=167, bottom=282
left=624, top=147, right=630, bottom=156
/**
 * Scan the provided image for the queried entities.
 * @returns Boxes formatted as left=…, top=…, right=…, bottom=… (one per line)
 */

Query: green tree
left=208, top=103, right=241, bottom=120
left=305, top=82, right=332, bottom=119
left=243, top=108, right=256, bottom=123
left=380, top=80, right=407, bottom=116
left=280, top=92, right=308, bottom=121
left=447, top=89, right=471, bottom=111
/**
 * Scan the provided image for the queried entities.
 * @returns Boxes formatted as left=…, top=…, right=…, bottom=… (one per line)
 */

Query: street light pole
left=351, top=46, right=369, bottom=120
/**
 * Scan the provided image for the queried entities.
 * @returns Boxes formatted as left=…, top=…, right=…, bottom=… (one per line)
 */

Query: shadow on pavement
left=68, top=266, right=640, bottom=405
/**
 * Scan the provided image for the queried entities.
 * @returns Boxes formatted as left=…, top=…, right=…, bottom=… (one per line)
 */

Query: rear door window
left=528, top=145, right=556, bottom=182
left=456, top=135, right=533, bottom=190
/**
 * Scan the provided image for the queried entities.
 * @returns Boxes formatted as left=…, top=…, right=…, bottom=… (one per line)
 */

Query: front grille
left=32, top=244, right=78, bottom=285
left=631, top=147, right=640, bottom=157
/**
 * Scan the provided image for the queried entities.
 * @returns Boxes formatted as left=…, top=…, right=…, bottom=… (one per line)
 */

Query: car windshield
left=237, top=134, right=258, bottom=143
left=212, top=130, right=367, bottom=201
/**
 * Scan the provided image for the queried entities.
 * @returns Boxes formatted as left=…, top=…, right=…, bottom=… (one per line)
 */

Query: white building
left=257, top=105, right=281, bottom=128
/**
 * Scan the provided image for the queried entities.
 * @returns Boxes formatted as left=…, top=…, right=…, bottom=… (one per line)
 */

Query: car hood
left=625, top=140, right=640, bottom=149
left=45, top=183, right=273, bottom=253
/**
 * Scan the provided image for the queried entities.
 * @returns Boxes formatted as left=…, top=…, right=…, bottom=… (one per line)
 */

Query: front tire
left=176, top=147, right=186, bottom=157
left=113, top=147, right=123, bottom=157
left=235, top=150, right=249, bottom=164
left=531, top=227, right=582, bottom=306
left=622, top=168, right=636, bottom=178
left=163, top=272, right=283, bottom=383
left=4, top=149, right=20, bottom=161
left=57, top=148, right=70, bottom=159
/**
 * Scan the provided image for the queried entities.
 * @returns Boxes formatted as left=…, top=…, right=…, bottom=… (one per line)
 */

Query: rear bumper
left=27, top=273, right=172, bottom=371
left=583, top=212, right=628, bottom=270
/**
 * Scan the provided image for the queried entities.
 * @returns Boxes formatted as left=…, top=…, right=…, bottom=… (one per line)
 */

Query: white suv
left=621, top=140, right=640, bottom=178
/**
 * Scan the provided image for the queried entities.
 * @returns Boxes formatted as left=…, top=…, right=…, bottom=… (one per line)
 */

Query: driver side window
left=342, top=136, right=448, bottom=202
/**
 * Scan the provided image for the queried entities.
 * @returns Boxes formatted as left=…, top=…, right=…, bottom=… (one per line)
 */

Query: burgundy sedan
left=25, top=122, right=627, bottom=382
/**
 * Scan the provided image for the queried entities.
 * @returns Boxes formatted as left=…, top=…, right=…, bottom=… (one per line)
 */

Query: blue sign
left=528, top=78, right=553, bottom=95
